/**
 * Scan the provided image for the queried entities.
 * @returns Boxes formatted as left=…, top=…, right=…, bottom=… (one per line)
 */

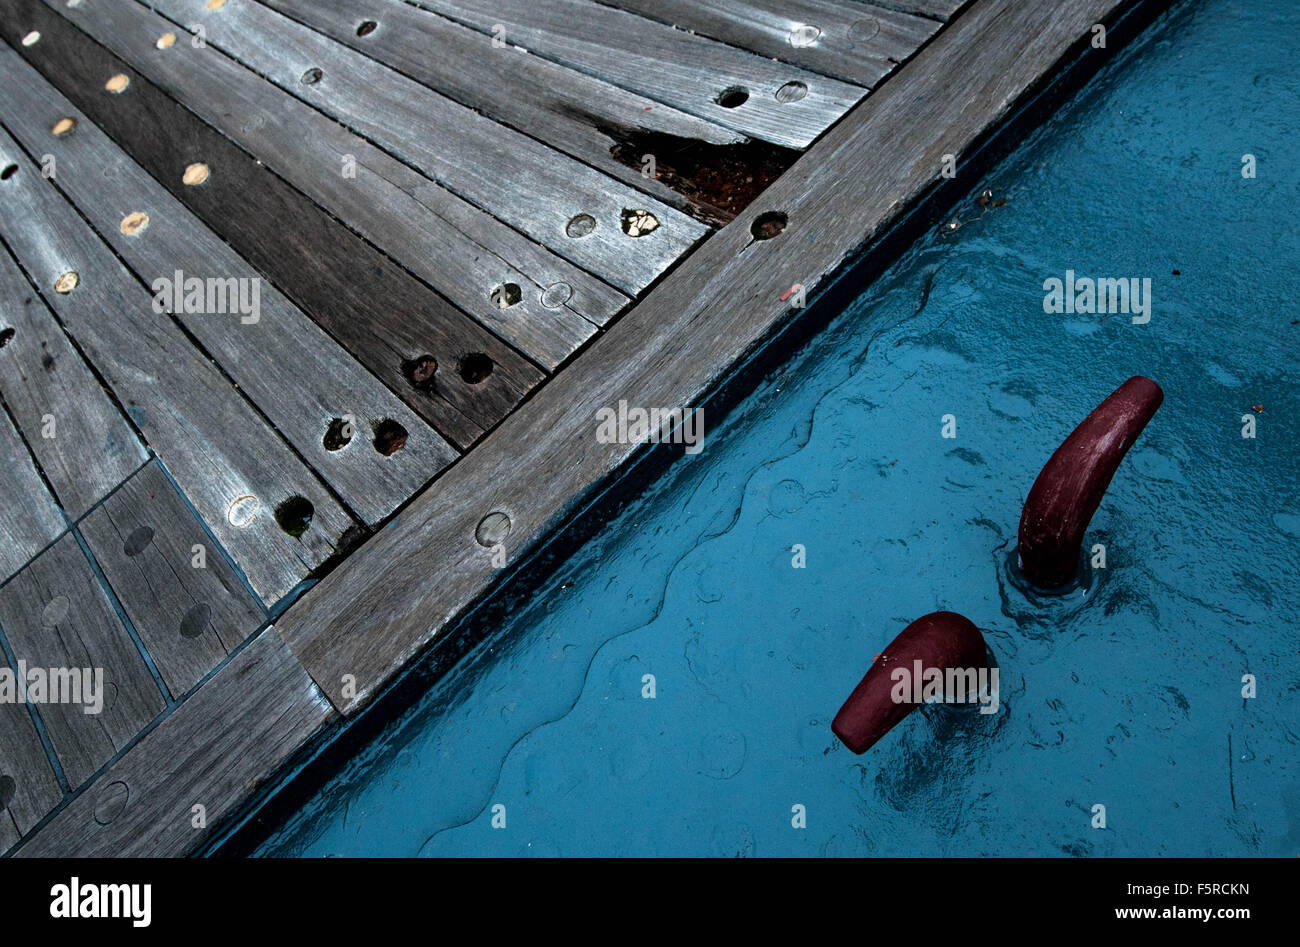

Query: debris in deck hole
left=620, top=209, right=659, bottom=237
left=371, top=418, right=408, bottom=455
left=274, top=495, right=314, bottom=537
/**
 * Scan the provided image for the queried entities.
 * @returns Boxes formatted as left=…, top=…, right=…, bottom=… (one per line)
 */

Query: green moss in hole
left=274, top=495, right=314, bottom=537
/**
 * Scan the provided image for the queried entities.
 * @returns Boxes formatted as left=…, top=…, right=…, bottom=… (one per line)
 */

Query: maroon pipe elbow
left=831, top=611, right=989, bottom=754
left=1017, top=376, right=1163, bottom=589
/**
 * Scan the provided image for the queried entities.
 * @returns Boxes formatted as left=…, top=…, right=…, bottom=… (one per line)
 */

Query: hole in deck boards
left=716, top=86, right=750, bottom=109
left=93, top=781, right=129, bottom=826
left=475, top=511, right=511, bottom=547
left=457, top=352, right=493, bottom=384
left=323, top=417, right=355, bottom=451
left=119, top=212, right=150, bottom=237
left=357, top=20, right=378, bottom=36
left=490, top=282, right=522, bottom=308
left=274, top=495, right=315, bottom=537
left=157, top=32, right=177, bottom=49
left=301, top=67, right=323, bottom=85
left=1, top=164, right=17, bottom=180
left=54, top=271, right=79, bottom=294
left=788, top=25, right=821, bottom=48
left=848, top=17, right=881, bottom=45
left=775, top=81, right=809, bottom=104
left=52, top=117, right=77, bottom=137
left=123, top=525, right=154, bottom=556
left=540, top=282, right=572, bottom=309
left=104, top=73, right=130, bottom=94
left=620, top=208, right=660, bottom=237
left=565, top=213, right=597, bottom=238
left=0, top=328, right=13, bottom=348
left=182, top=162, right=210, bottom=186
left=0, top=774, right=15, bottom=811
left=42, top=595, right=70, bottom=627
left=227, top=494, right=261, bottom=527
left=402, top=354, right=438, bottom=391
left=371, top=419, right=408, bottom=456
left=750, top=211, right=788, bottom=240
left=179, top=602, right=211, bottom=639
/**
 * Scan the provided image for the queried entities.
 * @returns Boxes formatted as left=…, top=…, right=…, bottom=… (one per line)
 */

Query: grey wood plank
left=0, top=690, right=63, bottom=847
left=404, top=0, right=866, bottom=148
left=43, top=0, right=628, bottom=365
left=141, top=0, right=705, bottom=299
left=260, top=0, right=747, bottom=215
left=0, top=403, right=64, bottom=583
left=0, top=532, right=164, bottom=789
left=598, top=0, right=940, bottom=88
left=80, top=461, right=266, bottom=698
left=0, top=248, right=148, bottom=520
left=4, top=0, right=543, bottom=451
left=0, top=51, right=457, bottom=526
left=0, top=131, right=352, bottom=606
left=857, top=0, right=968, bottom=22
left=278, top=0, right=1134, bottom=712
left=14, top=626, right=335, bottom=857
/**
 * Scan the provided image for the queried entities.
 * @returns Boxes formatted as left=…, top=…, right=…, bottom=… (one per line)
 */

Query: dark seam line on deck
left=130, top=0, right=642, bottom=301
left=0, top=385, right=71, bottom=527
left=246, top=0, right=740, bottom=220
left=18, top=8, right=557, bottom=400
left=0, top=116, right=370, bottom=544
left=863, top=0, right=956, bottom=24
left=0, top=615, right=72, bottom=797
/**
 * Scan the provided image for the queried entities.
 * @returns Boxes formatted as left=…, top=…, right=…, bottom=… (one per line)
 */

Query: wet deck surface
left=0, top=0, right=1138, bottom=855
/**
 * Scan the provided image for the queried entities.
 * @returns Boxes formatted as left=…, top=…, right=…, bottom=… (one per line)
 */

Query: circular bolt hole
left=0, top=327, right=14, bottom=348
left=458, top=352, right=493, bottom=384
left=371, top=419, right=408, bottom=456
left=179, top=602, right=211, bottom=639
left=105, top=73, right=130, bottom=94
left=750, top=211, right=788, bottom=240
left=274, top=495, right=314, bottom=537
left=93, top=780, right=130, bottom=826
left=1, top=164, right=17, bottom=181
left=157, top=32, right=176, bottom=49
left=52, top=117, right=77, bottom=137
left=775, top=80, right=808, bottom=104
left=54, top=271, right=79, bottom=293
left=182, top=162, right=210, bottom=186
left=323, top=416, right=355, bottom=451
left=789, top=25, right=821, bottom=47
left=475, top=511, right=511, bottom=547
left=301, top=67, right=323, bottom=85
left=565, top=213, right=596, bottom=238
left=357, top=20, right=377, bottom=36
left=21, top=31, right=40, bottom=47
left=402, top=354, right=438, bottom=391
left=42, top=595, right=70, bottom=627
left=716, top=86, right=749, bottom=108
left=540, top=282, right=572, bottom=309
left=0, top=774, right=15, bottom=811
left=620, top=208, right=660, bottom=237
left=227, top=494, right=261, bottom=527
left=848, top=17, right=880, bottom=44
left=119, top=211, right=150, bottom=236
left=123, top=525, right=154, bottom=556
left=490, top=282, right=522, bottom=309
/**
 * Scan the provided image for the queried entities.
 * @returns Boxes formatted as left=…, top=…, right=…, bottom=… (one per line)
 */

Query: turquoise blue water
left=257, top=0, right=1299, bottom=857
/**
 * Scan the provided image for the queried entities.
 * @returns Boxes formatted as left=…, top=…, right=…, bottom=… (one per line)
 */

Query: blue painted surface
left=259, top=0, right=1299, bottom=857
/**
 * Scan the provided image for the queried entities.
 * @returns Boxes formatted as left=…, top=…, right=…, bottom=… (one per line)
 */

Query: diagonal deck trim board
left=0, top=250, right=148, bottom=520
left=0, top=51, right=457, bottom=525
left=261, top=0, right=747, bottom=216
left=38, top=0, right=626, bottom=365
left=597, top=0, right=941, bottom=88
left=138, top=0, right=705, bottom=297
left=278, top=0, right=1136, bottom=713
left=80, top=461, right=266, bottom=698
left=0, top=699, right=62, bottom=850
left=0, top=135, right=351, bottom=606
left=0, top=533, right=165, bottom=790
left=0, top=403, right=64, bottom=583
left=4, top=0, right=542, bottom=449
left=14, top=626, right=336, bottom=857
left=404, top=0, right=866, bottom=149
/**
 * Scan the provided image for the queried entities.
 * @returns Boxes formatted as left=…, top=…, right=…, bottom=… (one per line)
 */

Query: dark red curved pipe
left=1017, top=376, right=1163, bottom=588
left=831, top=611, right=988, bottom=754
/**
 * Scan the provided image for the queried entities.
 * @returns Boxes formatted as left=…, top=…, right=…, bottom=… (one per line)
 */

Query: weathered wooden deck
left=0, top=0, right=1162, bottom=856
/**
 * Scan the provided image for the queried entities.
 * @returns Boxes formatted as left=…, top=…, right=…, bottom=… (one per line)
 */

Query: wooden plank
left=37, top=0, right=630, bottom=366
left=599, top=0, right=941, bottom=88
left=141, top=0, right=706, bottom=298
left=4, top=0, right=542, bottom=449
left=0, top=404, right=64, bottom=583
left=405, top=0, right=867, bottom=148
left=260, top=0, right=747, bottom=213
left=79, top=461, right=266, bottom=698
left=0, top=52, right=458, bottom=527
left=0, top=690, right=63, bottom=850
left=0, top=248, right=148, bottom=520
left=0, top=533, right=164, bottom=789
left=862, top=0, right=969, bottom=22
left=277, top=0, right=1137, bottom=712
left=0, top=130, right=352, bottom=605
left=13, top=626, right=335, bottom=858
